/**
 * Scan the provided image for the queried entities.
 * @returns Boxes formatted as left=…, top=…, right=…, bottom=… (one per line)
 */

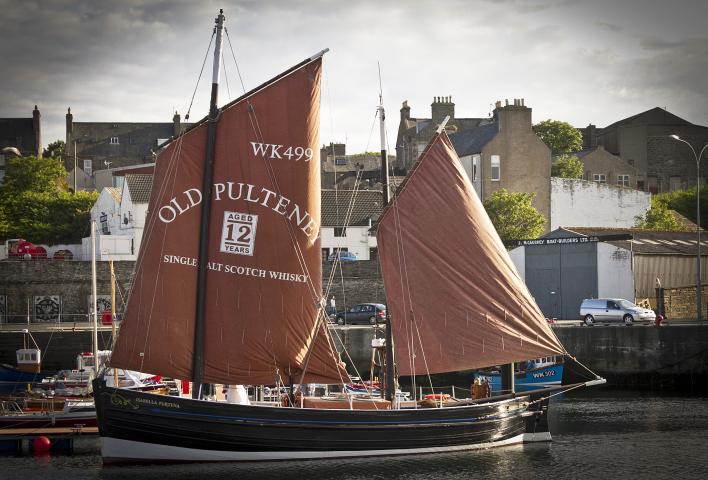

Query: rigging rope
left=184, top=30, right=216, bottom=121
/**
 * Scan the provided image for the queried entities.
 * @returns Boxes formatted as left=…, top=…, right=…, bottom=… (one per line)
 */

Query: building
left=450, top=99, right=552, bottom=227
left=320, top=143, right=394, bottom=190
left=579, top=107, right=708, bottom=193
left=85, top=174, right=153, bottom=260
left=0, top=105, right=42, bottom=183
left=509, top=227, right=708, bottom=319
left=65, top=108, right=188, bottom=191
left=395, top=97, right=490, bottom=173
left=550, top=178, right=650, bottom=231
left=321, top=189, right=382, bottom=261
left=575, top=145, right=638, bottom=187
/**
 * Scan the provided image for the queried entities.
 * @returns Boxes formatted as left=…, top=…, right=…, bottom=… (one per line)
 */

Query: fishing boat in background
left=473, top=356, right=564, bottom=395
left=92, top=9, right=604, bottom=464
left=0, top=330, right=53, bottom=394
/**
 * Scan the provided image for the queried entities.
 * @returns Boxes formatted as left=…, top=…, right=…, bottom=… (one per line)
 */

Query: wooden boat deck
left=0, top=426, right=98, bottom=438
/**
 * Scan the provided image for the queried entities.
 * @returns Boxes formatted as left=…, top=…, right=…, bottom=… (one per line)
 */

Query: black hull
left=93, top=379, right=551, bottom=464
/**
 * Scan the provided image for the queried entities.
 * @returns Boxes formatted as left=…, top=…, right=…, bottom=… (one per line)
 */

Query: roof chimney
left=32, top=105, right=41, bottom=158
left=431, top=96, right=455, bottom=125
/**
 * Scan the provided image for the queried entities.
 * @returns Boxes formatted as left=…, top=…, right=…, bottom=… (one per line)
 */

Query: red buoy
left=32, top=436, right=51, bottom=453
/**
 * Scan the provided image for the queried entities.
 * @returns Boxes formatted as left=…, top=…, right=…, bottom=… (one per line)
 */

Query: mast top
left=436, top=115, right=450, bottom=134
left=310, top=48, right=330, bottom=61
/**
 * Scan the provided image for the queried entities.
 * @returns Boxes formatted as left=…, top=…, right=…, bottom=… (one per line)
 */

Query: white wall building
left=550, top=178, right=651, bottom=231
left=85, top=174, right=153, bottom=260
left=321, top=190, right=382, bottom=261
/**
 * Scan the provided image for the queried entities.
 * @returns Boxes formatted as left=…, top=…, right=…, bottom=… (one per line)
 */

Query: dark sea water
left=4, top=389, right=708, bottom=480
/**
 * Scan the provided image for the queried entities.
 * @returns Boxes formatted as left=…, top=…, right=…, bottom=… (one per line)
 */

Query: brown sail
left=376, top=132, right=565, bottom=377
left=110, top=56, right=347, bottom=385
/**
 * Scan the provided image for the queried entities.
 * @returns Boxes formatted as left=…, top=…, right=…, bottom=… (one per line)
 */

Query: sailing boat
left=93, top=10, right=604, bottom=464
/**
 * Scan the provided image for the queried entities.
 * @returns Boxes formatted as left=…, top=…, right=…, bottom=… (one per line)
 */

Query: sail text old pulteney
left=158, top=181, right=319, bottom=240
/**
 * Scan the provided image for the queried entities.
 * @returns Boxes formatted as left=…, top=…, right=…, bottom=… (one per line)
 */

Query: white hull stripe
left=102, top=433, right=551, bottom=463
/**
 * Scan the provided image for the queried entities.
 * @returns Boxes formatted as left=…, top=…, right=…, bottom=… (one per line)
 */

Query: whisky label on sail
left=220, top=211, right=258, bottom=256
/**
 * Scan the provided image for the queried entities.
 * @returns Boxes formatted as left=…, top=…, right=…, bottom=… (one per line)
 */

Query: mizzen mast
left=193, top=9, right=226, bottom=399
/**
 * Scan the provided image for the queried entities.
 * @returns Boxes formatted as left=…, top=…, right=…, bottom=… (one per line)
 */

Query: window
left=100, top=212, right=110, bottom=234
left=110, top=137, right=119, bottom=145
left=83, top=159, right=93, bottom=176
left=369, top=247, right=378, bottom=260
left=637, top=180, right=645, bottom=191
left=617, top=175, right=630, bottom=187
left=472, top=154, right=480, bottom=182
left=321, top=248, right=329, bottom=262
left=335, top=157, right=347, bottom=166
left=593, top=174, right=606, bottom=184
left=491, top=155, right=500, bottom=181
left=334, top=227, right=347, bottom=237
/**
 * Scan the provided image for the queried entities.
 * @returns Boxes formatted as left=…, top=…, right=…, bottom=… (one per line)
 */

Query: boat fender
left=32, top=436, right=51, bottom=453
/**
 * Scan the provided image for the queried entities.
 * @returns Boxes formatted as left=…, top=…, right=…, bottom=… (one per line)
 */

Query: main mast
left=378, top=91, right=395, bottom=402
left=192, top=9, right=226, bottom=399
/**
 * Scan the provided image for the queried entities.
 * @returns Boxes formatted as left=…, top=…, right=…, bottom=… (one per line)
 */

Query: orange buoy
left=32, top=436, right=51, bottom=453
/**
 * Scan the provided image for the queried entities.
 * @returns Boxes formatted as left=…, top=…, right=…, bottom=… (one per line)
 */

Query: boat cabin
left=16, top=348, right=41, bottom=373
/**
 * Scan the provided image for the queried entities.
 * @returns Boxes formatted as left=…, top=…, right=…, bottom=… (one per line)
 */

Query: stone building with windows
left=320, top=143, right=394, bottom=190
left=64, top=108, right=189, bottom=191
left=575, top=145, right=638, bottom=188
left=395, top=97, right=490, bottom=173
left=579, top=107, right=708, bottom=193
left=450, top=99, right=552, bottom=229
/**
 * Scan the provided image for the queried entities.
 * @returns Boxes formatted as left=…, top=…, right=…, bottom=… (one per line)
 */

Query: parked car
left=328, top=251, right=357, bottom=262
left=579, top=298, right=656, bottom=326
left=334, top=303, right=386, bottom=325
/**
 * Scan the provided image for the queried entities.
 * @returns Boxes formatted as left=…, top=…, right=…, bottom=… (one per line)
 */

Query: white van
left=579, top=298, right=656, bottom=326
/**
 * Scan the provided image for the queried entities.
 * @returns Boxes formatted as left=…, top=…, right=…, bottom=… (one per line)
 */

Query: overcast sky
left=2, top=0, right=707, bottom=153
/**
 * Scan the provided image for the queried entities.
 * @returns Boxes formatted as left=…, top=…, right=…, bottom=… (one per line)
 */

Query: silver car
left=579, top=298, right=656, bottom=326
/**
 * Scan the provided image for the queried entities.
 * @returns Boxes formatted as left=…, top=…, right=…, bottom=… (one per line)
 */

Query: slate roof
left=601, top=107, right=692, bottom=131
left=124, top=174, right=153, bottom=204
left=559, top=227, right=705, bottom=255
left=449, top=123, right=498, bottom=156
left=575, top=148, right=595, bottom=159
left=321, top=190, right=383, bottom=227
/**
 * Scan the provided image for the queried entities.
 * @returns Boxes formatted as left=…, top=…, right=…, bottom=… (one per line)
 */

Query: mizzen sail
left=111, top=56, right=346, bottom=385
left=376, top=132, right=565, bottom=376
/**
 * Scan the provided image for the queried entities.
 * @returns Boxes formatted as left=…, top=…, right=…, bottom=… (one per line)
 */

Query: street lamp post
left=670, top=135, right=708, bottom=321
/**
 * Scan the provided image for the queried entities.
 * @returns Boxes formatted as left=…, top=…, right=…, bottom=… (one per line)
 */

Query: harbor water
left=3, top=388, right=708, bottom=480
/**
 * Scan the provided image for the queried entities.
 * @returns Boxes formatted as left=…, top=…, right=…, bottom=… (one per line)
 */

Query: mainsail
left=377, top=132, right=565, bottom=376
left=111, top=56, right=346, bottom=385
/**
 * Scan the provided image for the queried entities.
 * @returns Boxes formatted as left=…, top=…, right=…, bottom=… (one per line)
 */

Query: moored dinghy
left=93, top=9, right=604, bottom=464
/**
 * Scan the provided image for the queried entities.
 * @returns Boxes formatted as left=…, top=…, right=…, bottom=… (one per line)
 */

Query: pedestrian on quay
left=329, top=295, right=336, bottom=315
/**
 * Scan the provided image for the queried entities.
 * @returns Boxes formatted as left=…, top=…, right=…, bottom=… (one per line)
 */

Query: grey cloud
left=595, top=21, right=622, bottom=33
